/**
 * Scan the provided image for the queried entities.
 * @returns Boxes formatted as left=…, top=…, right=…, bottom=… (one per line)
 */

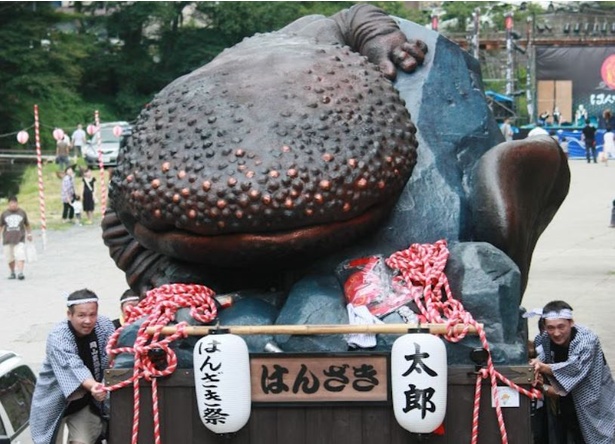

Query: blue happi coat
left=30, top=316, right=115, bottom=444
left=538, top=324, right=615, bottom=444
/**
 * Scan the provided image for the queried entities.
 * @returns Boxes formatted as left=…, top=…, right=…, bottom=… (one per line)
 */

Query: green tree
left=0, top=2, right=107, bottom=150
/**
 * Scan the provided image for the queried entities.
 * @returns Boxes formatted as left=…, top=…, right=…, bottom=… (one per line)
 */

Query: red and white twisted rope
left=94, top=110, right=107, bottom=215
left=33, top=105, right=46, bottom=247
left=386, top=240, right=541, bottom=444
left=471, top=368, right=488, bottom=444
left=105, top=283, right=217, bottom=444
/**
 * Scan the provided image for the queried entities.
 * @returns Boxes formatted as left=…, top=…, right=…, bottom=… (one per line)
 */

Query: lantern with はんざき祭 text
left=391, top=327, right=447, bottom=434
left=193, top=330, right=252, bottom=435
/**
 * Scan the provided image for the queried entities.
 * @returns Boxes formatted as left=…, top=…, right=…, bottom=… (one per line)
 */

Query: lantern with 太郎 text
left=17, top=131, right=29, bottom=144
left=52, top=128, right=64, bottom=142
left=391, top=330, right=447, bottom=434
left=193, top=333, right=251, bottom=434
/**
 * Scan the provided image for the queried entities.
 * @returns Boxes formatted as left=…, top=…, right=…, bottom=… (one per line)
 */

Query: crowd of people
left=60, top=166, right=97, bottom=226
left=55, top=124, right=87, bottom=167
left=55, top=123, right=98, bottom=226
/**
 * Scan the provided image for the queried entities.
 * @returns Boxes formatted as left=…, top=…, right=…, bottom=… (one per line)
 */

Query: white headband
left=121, top=296, right=140, bottom=303
left=67, top=297, right=98, bottom=307
left=522, top=307, right=574, bottom=320
left=522, top=308, right=543, bottom=319
left=542, top=309, right=573, bottom=320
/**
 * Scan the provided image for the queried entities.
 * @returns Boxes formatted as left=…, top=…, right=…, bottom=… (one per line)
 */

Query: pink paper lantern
left=113, top=125, right=123, bottom=137
left=17, top=131, right=29, bottom=144
left=87, top=124, right=98, bottom=136
left=52, top=128, right=65, bottom=142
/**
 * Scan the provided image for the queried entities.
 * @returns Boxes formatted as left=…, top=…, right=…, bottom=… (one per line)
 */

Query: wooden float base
left=106, top=356, right=534, bottom=444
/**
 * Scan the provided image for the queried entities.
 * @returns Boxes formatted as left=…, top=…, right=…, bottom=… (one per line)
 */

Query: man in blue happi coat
left=30, top=289, right=115, bottom=444
left=531, top=300, right=615, bottom=444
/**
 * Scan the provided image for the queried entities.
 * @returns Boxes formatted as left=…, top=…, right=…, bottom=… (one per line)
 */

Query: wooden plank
left=361, top=407, right=394, bottom=443
left=443, top=384, right=474, bottom=441
left=304, top=407, right=333, bottom=443
left=537, top=80, right=555, bottom=122
left=160, top=385, right=192, bottom=444
left=555, top=80, right=573, bottom=123
left=108, top=388, right=134, bottom=444
left=330, top=407, right=363, bottom=443
left=249, top=408, right=277, bottom=444
left=137, top=386, right=155, bottom=443
left=276, top=408, right=306, bottom=444
left=448, top=366, right=534, bottom=385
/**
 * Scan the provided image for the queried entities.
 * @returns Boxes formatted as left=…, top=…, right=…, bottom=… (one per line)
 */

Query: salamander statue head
left=110, top=33, right=418, bottom=267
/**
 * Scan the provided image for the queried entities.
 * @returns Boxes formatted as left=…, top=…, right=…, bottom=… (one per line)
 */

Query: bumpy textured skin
left=111, top=39, right=416, bottom=265
left=106, top=4, right=424, bottom=277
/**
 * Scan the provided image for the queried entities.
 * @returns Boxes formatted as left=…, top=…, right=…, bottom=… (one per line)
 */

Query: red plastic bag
left=336, top=255, right=420, bottom=318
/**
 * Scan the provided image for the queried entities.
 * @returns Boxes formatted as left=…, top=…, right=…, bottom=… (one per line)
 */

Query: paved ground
left=1, top=159, right=614, bottom=372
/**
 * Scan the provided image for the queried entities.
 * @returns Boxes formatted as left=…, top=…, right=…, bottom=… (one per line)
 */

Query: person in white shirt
left=602, top=127, right=615, bottom=166
left=500, top=117, right=514, bottom=141
left=71, top=124, right=87, bottom=158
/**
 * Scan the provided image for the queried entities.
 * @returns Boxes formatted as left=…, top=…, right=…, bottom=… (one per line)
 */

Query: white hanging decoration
left=17, top=131, right=29, bottom=144
left=193, top=333, right=251, bottom=434
left=52, top=128, right=65, bottom=141
left=391, top=330, right=447, bottom=434
left=86, top=124, right=98, bottom=136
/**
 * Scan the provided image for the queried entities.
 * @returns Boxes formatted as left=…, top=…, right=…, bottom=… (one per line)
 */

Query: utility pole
left=471, top=7, right=480, bottom=60
left=526, top=15, right=534, bottom=124
left=505, top=13, right=514, bottom=97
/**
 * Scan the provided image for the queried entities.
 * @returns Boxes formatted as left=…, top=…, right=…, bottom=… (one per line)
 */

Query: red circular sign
left=601, top=55, right=615, bottom=90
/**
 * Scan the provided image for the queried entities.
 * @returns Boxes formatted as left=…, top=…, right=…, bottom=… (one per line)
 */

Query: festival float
left=102, top=4, right=570, bottom=443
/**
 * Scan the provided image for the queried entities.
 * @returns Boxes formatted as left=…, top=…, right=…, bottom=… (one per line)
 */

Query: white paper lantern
left=193, top=333, right=251, bottom=434
left=16, top=131, right=29, bottom=144
left=86, top=124, right=98, bottom=136
left=112, top=125, right=123, bottom=137
left=52, top=128, right=65, bottom=141
left=391, top=332, right=447, bottom=434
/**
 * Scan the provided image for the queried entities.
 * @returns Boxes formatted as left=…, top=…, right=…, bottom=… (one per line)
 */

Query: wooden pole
left=146, top=323, right=479, bottom=336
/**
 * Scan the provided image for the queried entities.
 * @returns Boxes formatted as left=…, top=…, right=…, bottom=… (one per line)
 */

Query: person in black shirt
left=582, top=119, right=597, bottom=163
